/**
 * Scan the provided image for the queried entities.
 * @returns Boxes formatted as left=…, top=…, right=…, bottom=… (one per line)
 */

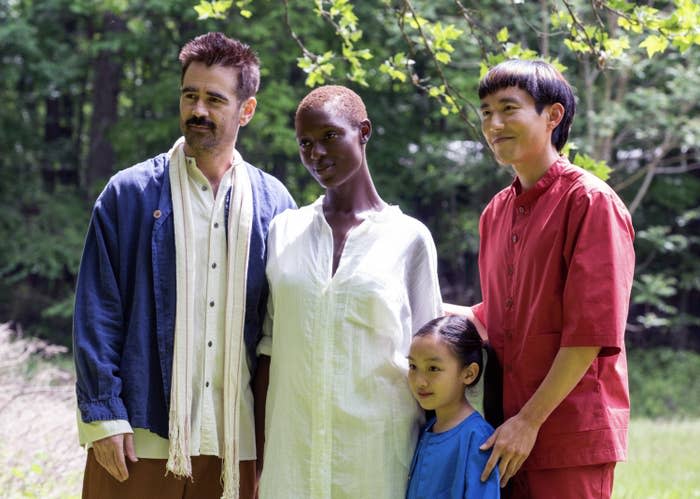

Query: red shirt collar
left=511, top=156, right=569, bottom=202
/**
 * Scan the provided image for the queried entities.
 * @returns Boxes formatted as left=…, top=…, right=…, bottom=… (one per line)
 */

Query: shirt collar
left=184, top=155, right=235, bottom=193
left=312, top=195, right=401, bottom=223
left=511, top=156, right=569, bottom=203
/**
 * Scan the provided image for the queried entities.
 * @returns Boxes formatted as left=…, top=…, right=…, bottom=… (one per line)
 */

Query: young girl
left=406, top=315, right=502, bottom=499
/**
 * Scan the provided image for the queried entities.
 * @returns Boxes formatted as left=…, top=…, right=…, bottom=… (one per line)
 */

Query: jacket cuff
left=78, top=396, right=129, bottom=422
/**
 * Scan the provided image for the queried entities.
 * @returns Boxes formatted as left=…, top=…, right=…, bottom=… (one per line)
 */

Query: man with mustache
left=73, top=32, right=295, bottom=499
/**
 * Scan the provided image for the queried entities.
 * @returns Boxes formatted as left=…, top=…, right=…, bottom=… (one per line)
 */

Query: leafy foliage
left=627, top=347, right=700, bottom=418
left=1, top=0, right=698, bottom=348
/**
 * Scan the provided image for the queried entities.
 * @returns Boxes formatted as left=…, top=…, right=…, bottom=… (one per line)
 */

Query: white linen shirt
left=258, top=197, right=443, bottom=499
left=78, top=156, right=255, bottom=460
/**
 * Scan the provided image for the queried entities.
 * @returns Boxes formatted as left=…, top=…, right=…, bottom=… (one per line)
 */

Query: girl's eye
left=428, top=366, right=441, bottom=372
left=298, top=140, right=311, bottom=149
left=325, top=130, right=338, bottom=140
left=408, top=363, right=416, bottom=370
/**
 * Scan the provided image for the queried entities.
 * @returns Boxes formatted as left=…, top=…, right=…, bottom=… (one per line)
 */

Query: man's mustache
left=186, top=117, right=215, bottom=129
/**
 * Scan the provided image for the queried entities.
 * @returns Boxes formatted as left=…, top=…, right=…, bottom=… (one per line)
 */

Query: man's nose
left=489, top=112, right=504, bottom=130
left=192, top=98, right=208, bottom=117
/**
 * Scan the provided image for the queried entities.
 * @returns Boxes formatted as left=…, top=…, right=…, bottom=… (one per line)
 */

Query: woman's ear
left=462, top=362, right=480, bottom=386
left=359, top=118, right=372, bottom=144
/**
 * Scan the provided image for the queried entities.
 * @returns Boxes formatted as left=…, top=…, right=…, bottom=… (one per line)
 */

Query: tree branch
left=400, top=0, right=481, bottom=138
left=628, top=132, right=674, bottom=214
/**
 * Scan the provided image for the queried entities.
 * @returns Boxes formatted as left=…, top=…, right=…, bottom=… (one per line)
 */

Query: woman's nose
left=310, top=142, right=325, bottom=160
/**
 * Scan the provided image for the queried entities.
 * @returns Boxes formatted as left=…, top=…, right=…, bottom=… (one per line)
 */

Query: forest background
left=1, top=0, right=700, bottom=497
left=1, top=0, right=699, bottom=416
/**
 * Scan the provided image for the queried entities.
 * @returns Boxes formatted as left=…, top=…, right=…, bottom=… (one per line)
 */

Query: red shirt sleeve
left=560, top=189, right=635, bottom=355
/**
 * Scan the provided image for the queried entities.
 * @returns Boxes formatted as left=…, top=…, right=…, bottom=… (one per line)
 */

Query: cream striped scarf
left=166, top=136, right=253, bottom=499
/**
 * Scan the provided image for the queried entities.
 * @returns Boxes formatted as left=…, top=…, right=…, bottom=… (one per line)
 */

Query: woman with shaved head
left=254, top=85, right=443, bottom=498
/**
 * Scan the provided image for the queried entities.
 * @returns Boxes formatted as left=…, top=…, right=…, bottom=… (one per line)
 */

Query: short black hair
left=478, top=59, right=576, bottom=151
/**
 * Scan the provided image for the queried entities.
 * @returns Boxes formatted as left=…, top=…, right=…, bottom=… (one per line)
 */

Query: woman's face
left=295, top=104, right=369, bottom=189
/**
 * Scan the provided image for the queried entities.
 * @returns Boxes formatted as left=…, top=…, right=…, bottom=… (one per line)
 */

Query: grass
left=614, top=419, right=700, bottom=498
left=1, top=325, right=698, bottom=498
left=2, top=413, right=697, bottom=499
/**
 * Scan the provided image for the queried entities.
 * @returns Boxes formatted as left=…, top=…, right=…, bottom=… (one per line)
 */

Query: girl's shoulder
left=463, top=411, right=495, bottom=436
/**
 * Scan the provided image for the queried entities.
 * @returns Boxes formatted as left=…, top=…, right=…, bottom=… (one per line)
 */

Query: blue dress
left=406, top=411, right=501, bottom=499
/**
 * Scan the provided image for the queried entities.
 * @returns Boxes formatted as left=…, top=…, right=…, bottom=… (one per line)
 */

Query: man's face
left=179, top=61, right=256, bottom=157
left=479, top=86, right=555, bottom=171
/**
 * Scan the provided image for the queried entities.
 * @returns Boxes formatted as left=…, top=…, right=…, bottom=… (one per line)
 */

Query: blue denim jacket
left=73, top=153, right=295, bottom=438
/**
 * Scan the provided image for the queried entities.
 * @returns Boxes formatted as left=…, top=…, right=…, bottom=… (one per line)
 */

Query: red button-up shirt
left=473, top=158, right=635, bottom=469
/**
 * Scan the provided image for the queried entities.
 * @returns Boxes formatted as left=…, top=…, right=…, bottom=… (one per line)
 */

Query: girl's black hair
left=415, top=315, right=503, bottom=427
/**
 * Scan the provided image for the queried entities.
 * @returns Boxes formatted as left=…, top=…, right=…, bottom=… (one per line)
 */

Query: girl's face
left=407, top=334, right=476, bottom=416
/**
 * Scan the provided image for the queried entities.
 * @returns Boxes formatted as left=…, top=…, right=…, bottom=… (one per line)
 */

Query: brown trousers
left=82, top=449, right=257, bottom=499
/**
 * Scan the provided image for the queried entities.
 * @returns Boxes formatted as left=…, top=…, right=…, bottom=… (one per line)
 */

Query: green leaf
left=435, top=51, right=451, bottom=64
left=640, top=34, right=669, bottom=57
left=572, top=152, right=611, bottom=180
left=496, top=27, right=509, bottom=43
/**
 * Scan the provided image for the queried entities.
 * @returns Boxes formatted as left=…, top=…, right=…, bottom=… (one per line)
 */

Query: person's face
left=295, top=104, right=370, bottom=189
left=407, top=334, right=475, bottom=415
left=179, top=61, right=256, bottom=156
left=479, top=86, right=561, bottom=171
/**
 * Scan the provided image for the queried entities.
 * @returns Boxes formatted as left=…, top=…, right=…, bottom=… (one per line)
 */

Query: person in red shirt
left=460, top=59, right=635, bottom=498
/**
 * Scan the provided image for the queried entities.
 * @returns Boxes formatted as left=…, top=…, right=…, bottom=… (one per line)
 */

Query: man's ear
left=238, top=97, right=257, bottom=126
left=547, top=102, right=565, bottom=130
left=359, top=118, right=372, bottom=144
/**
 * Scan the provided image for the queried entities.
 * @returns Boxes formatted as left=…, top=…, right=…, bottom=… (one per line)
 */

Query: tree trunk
left=86, top=13, right=127, bottom=189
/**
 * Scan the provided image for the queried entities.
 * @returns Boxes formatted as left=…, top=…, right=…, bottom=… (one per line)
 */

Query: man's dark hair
left=478, top=59, right=576, bottom=151
left=178, top=32, right=260, bottom=101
